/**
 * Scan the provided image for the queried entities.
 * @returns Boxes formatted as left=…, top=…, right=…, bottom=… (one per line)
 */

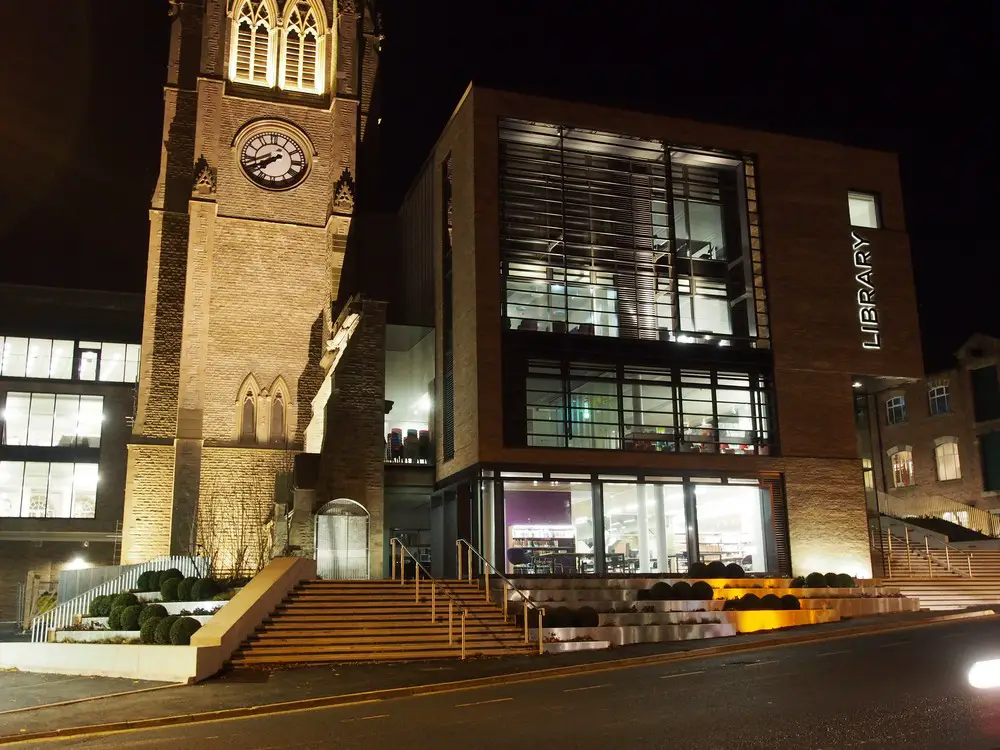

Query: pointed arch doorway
left=315, top=498, right=370, bottom=579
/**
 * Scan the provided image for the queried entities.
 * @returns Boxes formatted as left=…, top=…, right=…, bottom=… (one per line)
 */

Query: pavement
left=0, top=608, right=994, bottom=744
left=10, top=613, right=1000, bottom=748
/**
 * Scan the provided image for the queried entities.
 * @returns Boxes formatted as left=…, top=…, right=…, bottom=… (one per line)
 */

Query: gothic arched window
left=280, top=2, right=324, bottom=93
left=270, top=392, right=285, bottom=443
left=230, top=0, right=276, bottom=87
left=241, top=394, right=257, bottom=443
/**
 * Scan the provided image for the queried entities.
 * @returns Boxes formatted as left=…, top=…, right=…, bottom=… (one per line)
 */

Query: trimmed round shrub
left=805, top=572, right=827, bottom=588
left=169, top=617, right=202, bottom=645
left=724, top=563, right=745, bottom=578
left=576, top=606, right=600, bottom=628
left=780, top=594, right=801, bottom=610
left=140, top=617, right=162, bottom=644
left=159, top=568, right=183, bottom=584
left=155, top=616, right=180, bottom=645
left=690, top=581, right=714, bottom=601
left=740, top=593, right=762, bottom=610
left=160, top=577, right=181, bottom=602
left=688, top=561, right=710, bottom=578
left=120, top=604, right=143, bottom=631
left=88, top=595, right=112, bottom=617
left=636, top=588, right=651, bottom=601
left=136, top=571, right=155, bottom=592
left=107, top=606, right=126, bottom=630
left=543, top=606, right=576, bottom=628
left=177, top=577, right=199, bottom=601
left=789, top=576, right=806, bottom=588
left=823, top=572, right=839, bottom=588
left=722, top=598, right=738, bottom=611
left=835, top=573, right=856, bottom=588
left=191, top=578, right=221, bottom=601
left=112, top=592, right=139, bottom=609
left=760, top=594, right=782, bottom=610
left=139, top=604, right=168, bottom=625
left=650, top=581, right=674, bottom=601
left=706, top=560, right=728, bottom=578
left=671, top=581, right=693, bottom=601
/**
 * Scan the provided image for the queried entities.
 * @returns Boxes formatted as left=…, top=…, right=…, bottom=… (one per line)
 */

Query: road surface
left=30, top=616, right=1000, bottom=749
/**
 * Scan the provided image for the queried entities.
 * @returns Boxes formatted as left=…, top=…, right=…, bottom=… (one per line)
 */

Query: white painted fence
left=31, top=556, right=210, bottom=643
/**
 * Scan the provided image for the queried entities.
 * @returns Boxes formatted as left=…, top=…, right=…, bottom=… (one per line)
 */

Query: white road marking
left=745, top=659, right=779, bottom=666
left=659, top=670, right=706, bottom=679
left=817, top=649, right=851, bottom=657
left=456, top=697, right=514, bottom=708
left=341, top=714, right=389, bottom=722
left=878, top=640, right=909, bottom=648
left=563, top=683, right=610, bottom=692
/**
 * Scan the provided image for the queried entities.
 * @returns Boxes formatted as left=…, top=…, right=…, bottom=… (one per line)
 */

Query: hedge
left=139, top=604, right=168, bottom=625
left=120, top=605, right=143, bottom=631
left=169, top=617, right=203, bottom=645
left=177, top=577, right=199, bottom=601
left=160, top=577, right=181, bottom=602
left=155, top=616, right=180, bottom=645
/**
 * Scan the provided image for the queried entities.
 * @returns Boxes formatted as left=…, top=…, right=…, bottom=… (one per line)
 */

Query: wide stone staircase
left=229, top=579, right=535, bottom=666
left=881, top=526, right=1000, bottom=610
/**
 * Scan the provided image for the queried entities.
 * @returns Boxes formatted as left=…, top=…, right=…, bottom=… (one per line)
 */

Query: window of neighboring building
left=889, top=449, right=914, bottom=488
left=0, top=461, right=98, bottom=518
left=848, top=191, right=880, bottom=229
left=862, top=457, right=874, bottom=490
left=928, top=381, right=951, bottom=416
left=935, top=438, right=962, bottom=481
left=971, top=366, right=1000, bottom=423
left=982, top=431, right=1000, bottom=492
left=0, top=337, right=137, bottom=383
left=525, top=362, right=773, bottom=455
left=1, top=393, right=103, bottom=448
left=886, top=395, right=907, bottom=425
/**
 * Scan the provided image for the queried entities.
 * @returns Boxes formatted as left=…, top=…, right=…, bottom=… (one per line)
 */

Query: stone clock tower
left=121, top=0, right=380, bottom=567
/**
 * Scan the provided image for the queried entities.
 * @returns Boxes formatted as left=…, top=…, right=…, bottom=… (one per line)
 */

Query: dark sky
left=0, top=1, right=995, bottom=371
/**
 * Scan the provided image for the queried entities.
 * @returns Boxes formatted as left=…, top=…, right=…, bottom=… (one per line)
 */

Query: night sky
left=0, top=1, right=995, bottom=371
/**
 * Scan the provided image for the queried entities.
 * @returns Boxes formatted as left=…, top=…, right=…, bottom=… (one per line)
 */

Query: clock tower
left=121, top=0, right=380, bottom=568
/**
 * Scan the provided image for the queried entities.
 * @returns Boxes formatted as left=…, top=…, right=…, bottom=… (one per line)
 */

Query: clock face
left=239, top=131, right=308, bottom=190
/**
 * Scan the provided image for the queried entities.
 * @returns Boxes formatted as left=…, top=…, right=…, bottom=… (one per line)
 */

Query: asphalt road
left=30, top=617, right=1000, bottom=749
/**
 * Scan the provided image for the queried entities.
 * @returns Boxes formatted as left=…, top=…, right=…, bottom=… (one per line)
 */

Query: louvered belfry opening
left=233, top=0, right=272, bottom=85
left=283, top=2, right=319, bottom=91
left=499, top=119, right=764, bottom=348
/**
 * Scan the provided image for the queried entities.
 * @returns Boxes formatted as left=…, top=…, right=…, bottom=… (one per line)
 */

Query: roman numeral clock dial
left=238, top=130, right=308, bottom=190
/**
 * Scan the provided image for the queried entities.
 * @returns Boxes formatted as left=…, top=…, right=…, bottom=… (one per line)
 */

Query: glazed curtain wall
left=497, top=475, right=775, bottom=576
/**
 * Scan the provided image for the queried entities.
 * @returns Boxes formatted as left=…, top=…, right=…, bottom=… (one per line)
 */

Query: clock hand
left=250, top=151, right=283, bottom=169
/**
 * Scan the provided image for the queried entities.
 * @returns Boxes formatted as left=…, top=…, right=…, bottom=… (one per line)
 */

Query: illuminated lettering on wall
left=852, top=231, right=880, bottom=350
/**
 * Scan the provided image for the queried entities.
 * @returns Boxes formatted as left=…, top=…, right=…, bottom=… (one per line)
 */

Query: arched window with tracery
left=241, top=394, right=257, bottom=443
left=230, top=0, right=276, bottom=87
left=270, top=392, right=285, bottom=443
left=280, top=1, right=324, bottom=93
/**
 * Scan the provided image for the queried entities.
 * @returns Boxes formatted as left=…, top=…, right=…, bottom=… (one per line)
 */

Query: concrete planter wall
left=543, top=641, right=611, bottom=653
left=509, top=577, right=791, bottom=591
left=718, top=608, right=840, bottom=633
left=56, top=630, right=139, bottom=643
left=600, top=612, right=723, bottom=627
left=532, top=622, right=737, bottom=646
left=798, top=597, right=919, bottom=617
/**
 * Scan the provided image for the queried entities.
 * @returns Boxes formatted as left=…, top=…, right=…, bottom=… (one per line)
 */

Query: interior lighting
left=64, top=556, right=91, bottom=571
left=852, top=381, right=863, bottom=389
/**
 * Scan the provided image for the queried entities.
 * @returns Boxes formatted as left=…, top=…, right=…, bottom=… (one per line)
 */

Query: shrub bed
left=140, top=617, right=161, bottom=644
left=177, top=577, right=199, bottom=601
left=169, top=617, right=202, bottom=645
left=155, top=616, right=180, bottom=645
left=645, top=580, right=713, bottom=602
left=88, top=595, right=113, bottom=618
left=723, top=593, right=800, bottom=611
left=160, top=577, right=181, bottom=602
left=792, top=572, right=857, bottom=589
left=120, top=605, right=144, bottom=631
left=192, top=578, right=220, bottom=601
left=139, top=604, right=168, bottom=625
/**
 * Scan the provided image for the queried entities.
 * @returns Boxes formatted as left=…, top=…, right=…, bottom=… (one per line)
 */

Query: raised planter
left=543, top=640, right=611, bottom=653
left=81, top=613, right=214, bottom=629
left=0, top=642, right=199, bottom=682
left=531, top=623, right=737, bottom=646
left=798, top=597, right=918, bottom=617
left=600, top=611, right=724, bottom=627
left=509, top=577, right=791, bottom=590
left=718, top=587, right=894, bottom=599
left=718, top=608, right=840, bottom=633
left=55, top=630, right=139, bottom=643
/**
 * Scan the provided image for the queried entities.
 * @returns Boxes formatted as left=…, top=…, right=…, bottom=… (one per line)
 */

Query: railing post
left=461, top=609, right=467, bottom=660
left=969, top=552, right=974, bottom=578
left=390, top=539, right=397, bottom=581
left=502, top=581, right=508, bottom=621
left=431, top=582, right=436, bottom=622
left=400, top=543, right=406, bottom=585
left=945, top=544, right=951, bottom=571
left=456, top=540, right=463, bottom=581
left=537, top=607, right=545, bottom=655
left=485, top=567, right=491, bottom=604
left=905, top=527, right=912, bottom=572
left=448, top=600, right=454, bottom=644
left=523, top=599, right=529, bottom=643
left=415, top=564, right=420, bottom=603
left=925, top=536, right=933, bottom=577
left=467, top=547, right=473, bottom=583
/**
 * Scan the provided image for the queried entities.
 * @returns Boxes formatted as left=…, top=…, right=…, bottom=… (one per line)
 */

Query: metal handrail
left=456, top=539, right=546, bottom=655
left=885, top=527, right=973, bottom=578
left=389, top=538, right=468, bottom=656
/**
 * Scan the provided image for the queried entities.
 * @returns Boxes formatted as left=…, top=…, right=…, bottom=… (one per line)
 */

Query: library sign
left=852, top=231, right=881, bottom=350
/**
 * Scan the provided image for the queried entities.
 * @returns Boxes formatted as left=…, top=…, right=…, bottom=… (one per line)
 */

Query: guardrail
left=31, top=556, right=210, bottom=643
left=885, top=527, right=973, bottom=579
left=877, top=490, right=1000, bottom=538
left=389, top=538, right=470, bottom=657
left=456, top=539, right=546, bottom=655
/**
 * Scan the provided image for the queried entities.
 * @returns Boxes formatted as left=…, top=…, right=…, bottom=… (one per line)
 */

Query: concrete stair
left=882, top=532, right=1000, bottom=610
left=229, top=579, right=535, bottom=666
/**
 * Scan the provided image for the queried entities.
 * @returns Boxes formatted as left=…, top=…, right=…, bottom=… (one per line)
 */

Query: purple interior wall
left=504, top=490, right=572, bottom=527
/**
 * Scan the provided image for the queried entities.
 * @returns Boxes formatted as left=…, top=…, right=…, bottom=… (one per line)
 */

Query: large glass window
left=0, top=337, right=137, bottom=382
left=928, top=382, right=950, bottom=416
left=503, top=480, right=595, bottom=575
left=499, top=120, right=757, bottom=346
left=935, top=439, right=962, bottom=481
left=384, top=325, right=434, bottom=463
left=1, top=393, right=103, bottom=448
left=848, top=191, right=880, bottom=229
left=603, top=482, right=688, bottom=574
left=526, top=361, right=773, bottom=455
left=0, top=461, right=98, bottom=518
left=693, top=482, right=767, bottom=573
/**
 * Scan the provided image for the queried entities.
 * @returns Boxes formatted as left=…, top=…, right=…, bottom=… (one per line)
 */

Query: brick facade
left=123, top=0, right=381, bottom=568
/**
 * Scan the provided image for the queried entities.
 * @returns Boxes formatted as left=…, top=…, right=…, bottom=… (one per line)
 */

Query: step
left=230, top=647, right=536, bottom=665
left=233, top=641, right=534, bottom=659
left=247, top=633, right=527, bottom=647
left=257, top=623, right=513, bottom=635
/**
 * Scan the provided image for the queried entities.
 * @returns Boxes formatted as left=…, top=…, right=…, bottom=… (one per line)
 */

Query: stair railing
left=456, top=539, right=546, bottom=656
left=389, top=537, right=469, bottom=657
left=877, top=489, right=1000, bottom=538
left=885, top=527, right=973, bottom=579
